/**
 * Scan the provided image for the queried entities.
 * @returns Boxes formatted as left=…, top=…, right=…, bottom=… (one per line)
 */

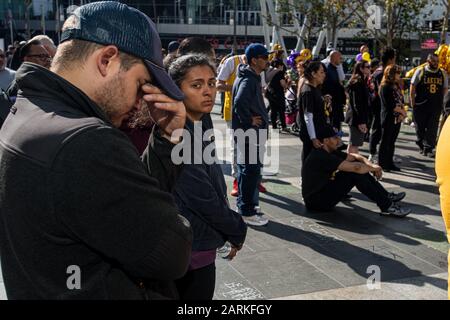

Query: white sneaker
left=368, top=154, right=378, bottom=163
left=243, top=215, right=269, bottom=226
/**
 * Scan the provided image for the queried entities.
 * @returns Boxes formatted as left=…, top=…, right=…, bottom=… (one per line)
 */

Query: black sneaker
left=424, top=151, right=435, bottom=158
left=388, top=192, right=406, bottom=202
left=380, top=203, right=411, bottom=217
left=390, top=165, right=401, bottom=172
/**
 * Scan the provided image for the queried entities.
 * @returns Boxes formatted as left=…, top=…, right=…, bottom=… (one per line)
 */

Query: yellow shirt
left=436, top=117, right=450, bottom=299
left=221, top=55, right=244, bottom=121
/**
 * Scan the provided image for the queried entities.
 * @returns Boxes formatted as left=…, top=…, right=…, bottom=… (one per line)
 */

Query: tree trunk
left=386, top=0, right=393, bottom=48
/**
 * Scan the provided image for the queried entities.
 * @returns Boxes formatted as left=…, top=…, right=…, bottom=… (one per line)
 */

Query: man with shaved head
left=322, top=50, right=346, bottom=133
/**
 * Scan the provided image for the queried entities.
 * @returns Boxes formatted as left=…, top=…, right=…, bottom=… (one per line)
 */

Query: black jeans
left=305, top=172, right=392, bottom=212
left=300, top=135, right=313, bottom=166
left=175, top=263, right=216, bottom=300
left=269, top=99, right=286, bottom=129
left=378, top=117, right=401, bottom=169
left=332, top=104, right=344, bottom=131
left=369, top=101, right=382, bottom=155
left=413, top=106, right=442, bottom=151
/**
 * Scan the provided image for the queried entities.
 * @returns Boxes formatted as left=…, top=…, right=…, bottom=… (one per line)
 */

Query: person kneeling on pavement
left=302, top=126, right=411, bottom=217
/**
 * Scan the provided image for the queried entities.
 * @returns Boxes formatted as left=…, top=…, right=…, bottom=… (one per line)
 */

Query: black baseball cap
left=317, top=126, right=339, bottom=141
left=60, top=1, right=184, bottom=101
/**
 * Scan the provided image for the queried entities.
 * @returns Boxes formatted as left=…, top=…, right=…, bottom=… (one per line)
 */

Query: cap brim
left=144, top=60, right=185, bottom=101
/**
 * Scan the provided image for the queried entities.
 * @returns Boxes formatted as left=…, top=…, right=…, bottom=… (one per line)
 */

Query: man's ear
left=96, top=45, right=120, bottom=77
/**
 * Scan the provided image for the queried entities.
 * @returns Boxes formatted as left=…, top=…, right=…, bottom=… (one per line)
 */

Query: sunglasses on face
left=257, top=55, right=269, bottom=60
left=26, top=54, right=51, bottom=60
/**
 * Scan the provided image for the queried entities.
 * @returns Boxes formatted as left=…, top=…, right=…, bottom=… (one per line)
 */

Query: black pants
left=413, top=106, right=442, bottom=151
left=305, top=172, right=392, bottom=212
left=378, top=117, right=401, bottom=169
left=369, top=102, right=382, bottom=155
left=175, top=263, right=216, bottom=300
left=269, top=99, right=286, bottom=129
left=300, top=135, right=313, bottom=169
left=332, top=104, right=344, bottom=131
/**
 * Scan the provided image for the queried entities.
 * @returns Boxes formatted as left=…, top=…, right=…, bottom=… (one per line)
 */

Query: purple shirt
left=189, top=250, right=216, bottom=270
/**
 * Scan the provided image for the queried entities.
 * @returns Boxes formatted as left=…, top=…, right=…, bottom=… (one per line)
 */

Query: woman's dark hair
left=177, top=37, right=214, bottom=58
left=168, top=54, right=216, bottom=88
left=380, top=64, right=401, bottom=91
left=349, top=60, right=368, bottom=85
left=303, top=61, right=324, bottom=82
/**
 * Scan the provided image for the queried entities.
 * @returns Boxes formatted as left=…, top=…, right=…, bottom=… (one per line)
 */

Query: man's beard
left=94, top=73, right=128, bottom=127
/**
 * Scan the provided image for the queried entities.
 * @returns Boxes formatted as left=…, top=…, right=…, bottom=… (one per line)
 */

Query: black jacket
left=173, top=118, right=247, bottom=251
left=0, top=63, right=193, bottom=300
left=345, top=79, right=370, bottom=126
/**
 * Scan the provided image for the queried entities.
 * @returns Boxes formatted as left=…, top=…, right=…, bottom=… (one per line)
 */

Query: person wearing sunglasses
left=232, top=43, right=270, bottom=226
left=4, top=40, right=52, bottom=102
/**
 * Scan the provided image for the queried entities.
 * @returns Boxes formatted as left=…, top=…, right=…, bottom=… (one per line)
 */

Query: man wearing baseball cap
left=302, top=126, right=411, bottom=217
left=232, top=43, right=270, bottom=226
left=0, top=1, right=192, bottom=299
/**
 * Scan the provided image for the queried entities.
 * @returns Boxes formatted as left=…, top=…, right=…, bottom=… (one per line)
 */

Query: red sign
left=421, top=39, right=438, bottom=49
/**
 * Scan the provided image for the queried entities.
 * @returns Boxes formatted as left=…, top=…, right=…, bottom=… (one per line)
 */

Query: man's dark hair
left=370, top=58, right=380, bottom=69
left=270, top=59, right=284, bottom=68
left=177, top=37, right=214, bottom=58
left=381, top=47, right=396, bottom=66
left=19, top=40, right=42, bottom=60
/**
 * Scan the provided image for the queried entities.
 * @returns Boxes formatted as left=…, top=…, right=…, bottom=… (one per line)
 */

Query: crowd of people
left=0, top=1, right=448, bottom=300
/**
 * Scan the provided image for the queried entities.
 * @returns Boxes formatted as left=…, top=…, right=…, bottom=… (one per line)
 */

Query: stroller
left=284, top=86, right=299, bottom=133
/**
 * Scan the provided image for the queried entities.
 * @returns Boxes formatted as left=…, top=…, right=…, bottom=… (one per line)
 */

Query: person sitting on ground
left=301, top=126, right=411, bottom=217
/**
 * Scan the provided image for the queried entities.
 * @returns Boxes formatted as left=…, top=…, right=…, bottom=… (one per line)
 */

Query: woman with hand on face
left=297, top=61, right=329, bottom=167
left=346, top=60, right=371, bottom=154
left=168, top=54, right=247, bottom=300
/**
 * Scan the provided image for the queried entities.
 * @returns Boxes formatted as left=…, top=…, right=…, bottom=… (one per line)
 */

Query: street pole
left=233, top=0, right=237, bottom=53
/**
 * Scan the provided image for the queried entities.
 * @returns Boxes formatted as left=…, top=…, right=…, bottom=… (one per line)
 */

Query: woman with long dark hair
left=297, top=61, right=329, bottom=166
left=378, top=65, right=407, bottom=171
left=168, top=54, right=247, bottom=300
left=345, top=60, right=371, bottom=154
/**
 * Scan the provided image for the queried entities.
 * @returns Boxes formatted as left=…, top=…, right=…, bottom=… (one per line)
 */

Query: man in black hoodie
left=0, top=2, right=192, bottom=299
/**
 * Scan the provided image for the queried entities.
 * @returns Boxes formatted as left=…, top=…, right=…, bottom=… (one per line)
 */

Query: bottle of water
left=217, top=242, right=232, bottom=259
